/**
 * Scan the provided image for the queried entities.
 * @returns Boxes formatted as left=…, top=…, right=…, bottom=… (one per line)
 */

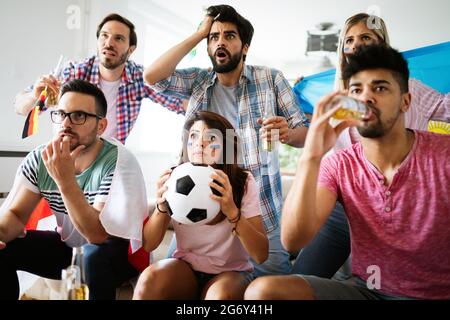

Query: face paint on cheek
left=343, top=47, right=352, bottom=53
left=209, top=144, right=221, bottom=158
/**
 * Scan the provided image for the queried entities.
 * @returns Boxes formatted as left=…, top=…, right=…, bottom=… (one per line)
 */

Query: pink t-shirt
left=335, top=79, right=450, bottom=150
left=319, top=130, right=450, bottom=299
left=172, top=173, right=261, bottom=274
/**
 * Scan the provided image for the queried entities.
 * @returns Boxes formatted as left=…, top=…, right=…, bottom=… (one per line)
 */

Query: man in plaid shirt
left=14, top=13, right=185, bottom=144
left=145, top=5, right=309, bottom=276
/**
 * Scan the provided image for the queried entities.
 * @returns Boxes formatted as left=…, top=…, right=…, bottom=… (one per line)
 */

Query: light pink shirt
left=335, top=79, right=450, bottom=150
left=172, top=173, right=261, bottom=274
left=319, top=130, right=450, bottom=299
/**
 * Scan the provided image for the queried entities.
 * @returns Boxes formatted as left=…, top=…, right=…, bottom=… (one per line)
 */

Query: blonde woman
left=335, top=13, right=449, bottom=150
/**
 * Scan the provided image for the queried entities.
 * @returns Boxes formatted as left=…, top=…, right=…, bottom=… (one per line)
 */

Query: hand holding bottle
left=258, top=91, right=290, bottom=150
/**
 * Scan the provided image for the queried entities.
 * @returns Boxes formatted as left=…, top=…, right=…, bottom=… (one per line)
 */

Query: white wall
left=0, top=0, right=89, bottom=152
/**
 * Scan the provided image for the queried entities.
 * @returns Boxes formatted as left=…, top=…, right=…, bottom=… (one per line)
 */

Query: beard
left=357, top=105, right=401, bottom=138
left=99, top=48, right=128, bottom=70
left=209, top=48, right=243, bottom=73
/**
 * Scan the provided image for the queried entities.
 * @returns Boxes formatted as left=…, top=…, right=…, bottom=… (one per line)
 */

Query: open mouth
left=215, top=49, right=229, bottom=60
left=102, top=49, right=116, bottom=57
left=361, top=108, right=373, bottom=121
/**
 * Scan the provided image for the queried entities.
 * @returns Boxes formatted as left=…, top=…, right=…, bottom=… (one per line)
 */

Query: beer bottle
left=66, top=247, right=89, bottom=300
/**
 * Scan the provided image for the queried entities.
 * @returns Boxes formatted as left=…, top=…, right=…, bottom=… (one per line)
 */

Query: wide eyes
left=188, top=132, right=219, bottom=144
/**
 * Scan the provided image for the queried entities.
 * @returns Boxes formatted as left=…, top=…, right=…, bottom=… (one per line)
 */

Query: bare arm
left=210, top=170, right=268, bottom=264
left=281, top=158, right=337, bottom=253
left=14, top=90, right=38, bottom=116
left=281, top=91, right=355, bottom=253
left=144, top=16, right=213, bottom=85
left=14, top=75, right=60, bottom=116
left=142, top=207, right=171, bottom=252
left=58, top=178, right=108, bottom=244
left=286, top=126, right=308, bottom=148
left=41, top=137, right=108, bottom=244
left=142, top=168, right=173, bottom=252
left=0, top=187, right=42, bottom=247
left=232, top=214, right=268, bottom=264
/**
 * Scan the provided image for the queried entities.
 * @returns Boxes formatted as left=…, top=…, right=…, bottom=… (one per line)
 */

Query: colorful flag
left=22, top=88, right=47, bottom=139
left=294, top=41, right=450, bottom=115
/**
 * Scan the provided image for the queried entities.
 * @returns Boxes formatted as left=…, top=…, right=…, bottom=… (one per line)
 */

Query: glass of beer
left=326, top=96, right=370, bottom=120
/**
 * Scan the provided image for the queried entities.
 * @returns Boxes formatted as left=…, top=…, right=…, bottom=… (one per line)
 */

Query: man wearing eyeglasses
left=0, top=79, right=148, bottom=300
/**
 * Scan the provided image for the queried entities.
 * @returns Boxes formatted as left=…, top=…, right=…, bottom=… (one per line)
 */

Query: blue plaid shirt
left=151, top=65, right=308, bottom=232
left=60, top=56, right=185, bottom=143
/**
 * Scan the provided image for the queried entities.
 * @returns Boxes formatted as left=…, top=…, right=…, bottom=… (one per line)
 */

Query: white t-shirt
left=99, top=79, right=121, bottom=139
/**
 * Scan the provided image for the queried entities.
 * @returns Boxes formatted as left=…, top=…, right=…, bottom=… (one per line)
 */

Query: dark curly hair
left=343, top=44, right=409, bottom=93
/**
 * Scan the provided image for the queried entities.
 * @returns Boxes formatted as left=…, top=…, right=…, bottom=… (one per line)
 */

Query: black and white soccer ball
left=164, top=162, right=221, bottom=225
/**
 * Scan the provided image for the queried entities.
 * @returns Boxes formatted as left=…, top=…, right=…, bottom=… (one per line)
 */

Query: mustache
left=59, top=129, right=78, bottom=137
left=366, top=102, right=380, bottom=118
left=103, top=46, right=116, bottom=53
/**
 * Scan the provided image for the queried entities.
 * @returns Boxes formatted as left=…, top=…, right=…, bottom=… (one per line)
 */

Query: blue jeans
left=250, top=223, right=292, bottom=277
left=0, top=230, right=138, bottom=300
left=166, top=223, right=292, bottom=277
left=291, top=202, right=351, bottom=278
left=83, top=237, right=138, bottom=300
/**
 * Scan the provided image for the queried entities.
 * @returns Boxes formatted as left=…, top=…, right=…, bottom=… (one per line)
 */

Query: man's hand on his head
left=197, top=15, right=214, bottom=39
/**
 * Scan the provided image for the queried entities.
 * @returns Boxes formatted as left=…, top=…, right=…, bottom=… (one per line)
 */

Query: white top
left=99, top=79, right=121, bottom=139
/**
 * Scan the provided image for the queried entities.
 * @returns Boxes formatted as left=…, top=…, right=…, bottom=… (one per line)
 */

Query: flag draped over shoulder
left=293, top=41, right=450, bottom=114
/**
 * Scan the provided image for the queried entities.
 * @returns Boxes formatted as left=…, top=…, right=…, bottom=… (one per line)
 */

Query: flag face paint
left=209, top=144, right=221, bottom=158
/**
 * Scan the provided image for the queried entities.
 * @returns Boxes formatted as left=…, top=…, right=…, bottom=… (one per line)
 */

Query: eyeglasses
left=50, top=110, right=102, bottom=125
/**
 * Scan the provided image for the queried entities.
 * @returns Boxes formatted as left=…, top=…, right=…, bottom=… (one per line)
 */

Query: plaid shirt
left=61, top=56, right=185, bottom=143
left=151, top=65, right=308, bottom=232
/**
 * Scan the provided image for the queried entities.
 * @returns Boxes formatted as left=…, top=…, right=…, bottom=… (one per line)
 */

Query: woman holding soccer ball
left=133, top=111, right=268, bottom=300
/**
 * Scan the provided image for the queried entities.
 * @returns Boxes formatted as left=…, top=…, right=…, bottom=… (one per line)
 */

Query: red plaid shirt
left=62, top=56, right=185, bottom=143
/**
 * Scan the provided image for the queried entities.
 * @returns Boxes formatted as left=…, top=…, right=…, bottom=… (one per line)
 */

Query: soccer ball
left=163, top=162, right=221, bottom=225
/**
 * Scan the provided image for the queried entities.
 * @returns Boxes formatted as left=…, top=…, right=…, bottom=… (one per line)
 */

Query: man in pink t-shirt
left=245, top=45, right=450, bottom=300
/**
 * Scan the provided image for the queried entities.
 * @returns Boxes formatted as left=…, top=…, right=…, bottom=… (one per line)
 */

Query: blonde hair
left=335, top=13, right=390, bottom=90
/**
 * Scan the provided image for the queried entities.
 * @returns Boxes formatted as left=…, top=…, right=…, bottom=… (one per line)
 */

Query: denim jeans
left=291, top=202, right=351, bottom=279
left=250, top=223, right=292, bottom=277
left=0, top=230, right=138, bottom=300
left=83, top=237, right=138, bottom=300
